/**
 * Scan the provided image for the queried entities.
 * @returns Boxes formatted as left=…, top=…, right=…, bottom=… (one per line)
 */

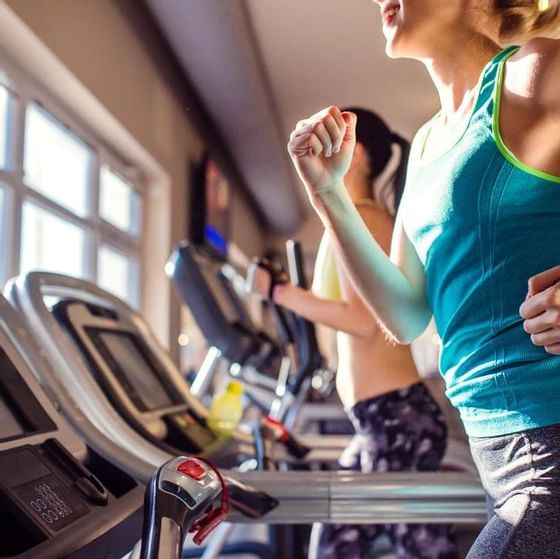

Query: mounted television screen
left=190, top=154, right=230, bottom=259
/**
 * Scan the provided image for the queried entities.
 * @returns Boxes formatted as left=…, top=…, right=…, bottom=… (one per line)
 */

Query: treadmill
left=167, top=241, right=289, bottom=406
left=6, top=272, right=486, bottom=535
left=166, top=241, right=344, bottom=429
left=7, top=271, right=349, bottom=468
left=0, top=292, right=279, bottom=559
left=0, top=294, right=144, bottom=558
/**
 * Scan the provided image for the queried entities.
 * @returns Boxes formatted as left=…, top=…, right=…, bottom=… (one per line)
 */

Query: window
left=100, top=166, right=141, bottom=234
left=20, top=201, right=86, bottom=277
left=0, top=75, right=143, bottom=307
left=24, top=104, right=90, bottom=217
left=98, top=245, right=139, bottom=306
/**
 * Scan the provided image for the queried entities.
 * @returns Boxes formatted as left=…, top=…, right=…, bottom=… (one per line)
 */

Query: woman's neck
left=422, top=37, right=500, bottom=121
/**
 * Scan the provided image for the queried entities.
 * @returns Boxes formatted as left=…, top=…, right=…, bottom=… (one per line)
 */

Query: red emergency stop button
left=177, top=459, right=205, bottom=480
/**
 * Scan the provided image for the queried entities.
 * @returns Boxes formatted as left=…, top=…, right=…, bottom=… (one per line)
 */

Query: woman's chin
left=384, top=39, right=404, bottom=59
left=385, top=43, right=399, bottom=59
left=382, top=28, right=406, bottom=59
left=384, top=37, right=420, bottom=60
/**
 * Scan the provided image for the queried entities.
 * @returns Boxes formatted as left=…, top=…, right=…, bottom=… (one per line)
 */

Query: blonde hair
left=495, top=0, right=560, bottom=41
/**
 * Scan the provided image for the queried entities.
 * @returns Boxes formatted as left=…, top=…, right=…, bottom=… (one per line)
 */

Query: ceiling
left=145, top=0, right=439, bottom=234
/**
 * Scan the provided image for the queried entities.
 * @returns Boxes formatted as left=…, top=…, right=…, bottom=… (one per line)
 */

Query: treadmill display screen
left=97, top=331, right=174, bottom=412
left=199, top=264, right=239, bottom=325
left=0, top=394, right=25, bottom=440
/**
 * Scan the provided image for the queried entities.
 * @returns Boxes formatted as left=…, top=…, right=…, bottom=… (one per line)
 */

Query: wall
left=2, top=0, right=264, bottom=356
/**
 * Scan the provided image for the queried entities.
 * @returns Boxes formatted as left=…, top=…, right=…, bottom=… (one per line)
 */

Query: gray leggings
left=467, top=423, right=560, bottom=558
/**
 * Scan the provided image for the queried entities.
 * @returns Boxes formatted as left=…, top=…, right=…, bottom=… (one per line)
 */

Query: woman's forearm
left=311, top=186, right=431, bottom=343
left=273, top=283, right=376, bottom=339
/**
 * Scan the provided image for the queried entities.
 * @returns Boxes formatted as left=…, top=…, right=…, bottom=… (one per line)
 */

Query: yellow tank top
left=311, top=231, right=341, bottom=301
left=312, top=199, right=379, bottom=302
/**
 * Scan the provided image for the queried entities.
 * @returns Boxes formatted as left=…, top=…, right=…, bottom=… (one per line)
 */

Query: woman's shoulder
left=514, top=38, right=560, bottom=67
left=509, top=39, right=560, bottom=111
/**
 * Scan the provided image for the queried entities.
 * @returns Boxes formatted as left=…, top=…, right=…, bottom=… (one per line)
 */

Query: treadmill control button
left=161, top=480, right=196, bottom=508
left=176, top=460, right=205, bottom=480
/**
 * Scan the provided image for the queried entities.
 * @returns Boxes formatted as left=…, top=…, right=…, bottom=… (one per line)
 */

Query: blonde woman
left=287, top=1, right=560, bottom=557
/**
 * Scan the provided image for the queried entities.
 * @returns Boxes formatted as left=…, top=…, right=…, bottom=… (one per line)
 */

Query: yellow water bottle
left=207, top=380, right=245, bottom=438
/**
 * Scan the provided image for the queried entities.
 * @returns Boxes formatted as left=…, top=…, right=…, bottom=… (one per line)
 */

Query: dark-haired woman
left=286, top=1, right=560, bottom=557
left=250, top=108, right=456, bottom=558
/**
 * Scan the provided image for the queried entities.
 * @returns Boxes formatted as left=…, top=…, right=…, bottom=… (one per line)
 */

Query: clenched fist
left=287, top=106, right=357, bottom=199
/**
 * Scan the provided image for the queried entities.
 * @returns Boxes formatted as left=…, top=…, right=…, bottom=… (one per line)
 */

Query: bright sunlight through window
left=98, top=245, right=138, bottom=306
left=20, top=202, right=85, bottom=278
left=24, top=104, right=90, bottom=217
left=100, top=166, right=140, bottom=234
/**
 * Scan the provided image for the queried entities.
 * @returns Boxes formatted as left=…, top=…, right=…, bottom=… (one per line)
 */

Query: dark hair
left=343, top=107, right=410, bottom=213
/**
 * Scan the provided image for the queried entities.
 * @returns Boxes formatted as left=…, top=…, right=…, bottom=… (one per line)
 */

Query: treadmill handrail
left=0, top=294, right=87, bottom=459
left=223, top=469, right=486, bottom=525
left=284, top=240, right=324, bottom=394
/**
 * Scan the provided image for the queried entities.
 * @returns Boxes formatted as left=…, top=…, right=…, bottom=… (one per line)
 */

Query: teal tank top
left=400, top=47, right=560, bottom=437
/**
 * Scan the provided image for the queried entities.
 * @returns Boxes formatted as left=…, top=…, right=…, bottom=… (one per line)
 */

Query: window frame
left=0, top=56, right=144, bottom=307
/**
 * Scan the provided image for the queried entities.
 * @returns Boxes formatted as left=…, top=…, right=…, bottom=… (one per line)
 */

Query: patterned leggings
left=312, top=382, right=458, bottom=559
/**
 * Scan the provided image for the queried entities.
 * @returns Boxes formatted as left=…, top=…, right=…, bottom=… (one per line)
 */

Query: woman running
left=250, top=107, right=456, bottom=558
left=286, top=1, right=560, bottom=557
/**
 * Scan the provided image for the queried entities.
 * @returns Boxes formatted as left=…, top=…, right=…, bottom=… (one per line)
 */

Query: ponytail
left=343, top=107, right=411, bottom=215
left=495, top=0, right=560, bottom=41
left=390, top=133, right=411, bottom=211
left=368, top=132, right=411, bottom=216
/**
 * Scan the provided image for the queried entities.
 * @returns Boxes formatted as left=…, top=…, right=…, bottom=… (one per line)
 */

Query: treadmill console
left=53, top=300, right=220, bottom=456
left=0, top=323, right=142, bottom=558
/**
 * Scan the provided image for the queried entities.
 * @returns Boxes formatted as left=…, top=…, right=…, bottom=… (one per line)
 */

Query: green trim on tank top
left=492, top=48, right=560, bottom=185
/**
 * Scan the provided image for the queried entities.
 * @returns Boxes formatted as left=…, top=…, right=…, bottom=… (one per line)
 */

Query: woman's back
left=313, top=200, right=419, bottom=408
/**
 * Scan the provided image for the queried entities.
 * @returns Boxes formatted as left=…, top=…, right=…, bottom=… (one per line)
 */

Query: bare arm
left=516, top=38, right=560, bottom=112
left=515, top=39, right=560, bottom=354
left=273, top=283, right=377, bottom=339
left=246, top=258, right=378, bottom=339
left=287, top=107, right=431, bottom=343
left=274, top=204, right=398, bottom=340
left=313, top=190, right=431, bottom=343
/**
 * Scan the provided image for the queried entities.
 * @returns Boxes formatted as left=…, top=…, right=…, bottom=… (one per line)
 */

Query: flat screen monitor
left=96, top=331, right=175, bottom=412
left=197, top=262, right=239, bottom=326
left=204, top=159, right=229, bottom=257
left=0, top=393, right=25, bottom=441
left=190, top=154, right=230, bottom=259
